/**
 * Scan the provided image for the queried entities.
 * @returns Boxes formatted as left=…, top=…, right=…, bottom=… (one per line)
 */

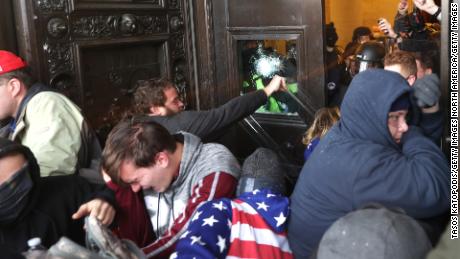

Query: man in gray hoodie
left=102, top=118, right=241, bottom=258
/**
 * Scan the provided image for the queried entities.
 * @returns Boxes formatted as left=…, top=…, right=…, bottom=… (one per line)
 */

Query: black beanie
left=390, top=94, right=411, bottom=112
left=0, top=138, right=40, bottom=178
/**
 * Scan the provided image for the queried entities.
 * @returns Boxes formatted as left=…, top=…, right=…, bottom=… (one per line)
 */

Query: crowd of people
left=0, top=0, right=455, bottom=258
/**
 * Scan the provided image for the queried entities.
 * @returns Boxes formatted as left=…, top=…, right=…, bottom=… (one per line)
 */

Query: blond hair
left=302, top=107, right=340, bottom=145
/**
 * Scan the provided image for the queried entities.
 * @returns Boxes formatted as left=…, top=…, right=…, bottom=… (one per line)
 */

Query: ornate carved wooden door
left=193, top=0, right=325, bottom=186
left=13, top=0, right=193, bottom=139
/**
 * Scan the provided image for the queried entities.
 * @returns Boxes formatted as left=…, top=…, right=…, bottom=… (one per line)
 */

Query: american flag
left=171, top=189, right=293, bottom=259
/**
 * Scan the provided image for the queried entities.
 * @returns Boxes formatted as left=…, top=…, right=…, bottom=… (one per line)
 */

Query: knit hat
left=390, top=93, right=410, bottom=112
left=316, top=206, right=432, bottom=259
left=352, top=27, right=372, bottom=42
left=236, top=148, right=286, bottom=196
left=0, top=51, right=27, bottom=75
left=0, top=138, right=40, bottom=185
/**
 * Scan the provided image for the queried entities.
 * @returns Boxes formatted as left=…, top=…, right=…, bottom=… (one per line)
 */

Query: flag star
left=252, top=189, right=260, bottom=195
left=216, top=235, right=226, bottom=253
left=274, top=212, right=287, bottom=227
left=190, top=235, right=205, bottom=246
left=170, top=252, right=178, bottom=259
left=202, top=215, right=219, bottom=227
left=227, top=219, right=232, bottom=230
left=180, top=230, right=190, bottom=239
left=212, top=201, right=227, bottom=211
left=267, top=193, right=276, bottom=198
left=192, top=210, right=202, bottom=222
left=256, top=201, right=269, bottom=211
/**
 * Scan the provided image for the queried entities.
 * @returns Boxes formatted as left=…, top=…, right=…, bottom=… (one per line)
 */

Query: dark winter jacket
left=146, top=90, right=268, bottom=140
left=288, top=69, right=450, bottom=258
left=0, top=139, right=114, bottom=253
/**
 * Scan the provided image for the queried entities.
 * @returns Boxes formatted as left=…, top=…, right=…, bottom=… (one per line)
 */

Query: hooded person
left=287, top=69, right=450, bottom=258
left=0, top=138, right=116, bottom=253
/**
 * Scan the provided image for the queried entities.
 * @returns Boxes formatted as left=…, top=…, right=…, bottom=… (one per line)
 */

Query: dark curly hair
left=133, top=78, right=175, bottom=114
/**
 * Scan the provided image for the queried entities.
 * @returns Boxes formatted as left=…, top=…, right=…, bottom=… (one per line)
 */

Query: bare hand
left=413, top=0, right=438, bottom=15
left=378, top=18, right=397, bottom=38
left=263, top=75, right=287, bottom=96
left=72, top=199, right=115, bottom=226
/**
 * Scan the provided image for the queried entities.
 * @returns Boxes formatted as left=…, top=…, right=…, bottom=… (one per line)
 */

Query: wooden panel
left=71, top=0, right=165, bottom=11
left=227, top=0, right=309, bottom=27
left=0, top=0, right=17, bottom=52
left=12, top=0, right=193, bottom=140
left=208, top=0, right=324, bottom=113
left=193, top=0, right=325, bottom=177
left=75, top=39, right=167, bottom=128
left=225, top=27, right=318, bottom=117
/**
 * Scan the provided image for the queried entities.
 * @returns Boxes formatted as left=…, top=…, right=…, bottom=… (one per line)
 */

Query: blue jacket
left=303, top=137, right=320, bottom=161
left=288, top=69, right=450, bottom=258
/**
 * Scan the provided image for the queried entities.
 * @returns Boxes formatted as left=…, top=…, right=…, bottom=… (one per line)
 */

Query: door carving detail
left=71, top=14, right=167, bottom=38
left=36, top=0, right=67, bottom=12
left=14, top=0, right=193, bottom=140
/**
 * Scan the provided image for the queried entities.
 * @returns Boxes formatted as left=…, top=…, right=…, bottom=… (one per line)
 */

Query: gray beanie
left=236, top=147, right=286, bottom=196
left=317, top=206, right=432, bottom=259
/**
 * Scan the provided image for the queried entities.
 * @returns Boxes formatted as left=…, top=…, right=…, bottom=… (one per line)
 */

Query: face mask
left=0, top=162, right=33, bottom=224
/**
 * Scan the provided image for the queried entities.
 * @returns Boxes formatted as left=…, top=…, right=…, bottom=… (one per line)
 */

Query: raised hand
left=263, top=75, right=287, bottom=96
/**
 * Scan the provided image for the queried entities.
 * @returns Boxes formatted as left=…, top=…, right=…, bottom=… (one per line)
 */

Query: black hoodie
left=0, top=138, right=113, bottom=253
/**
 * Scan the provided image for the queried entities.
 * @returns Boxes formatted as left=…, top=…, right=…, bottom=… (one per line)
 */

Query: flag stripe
left=230, top=222, right=291, bottom=252
left=227, top=239, right=293, bottom=259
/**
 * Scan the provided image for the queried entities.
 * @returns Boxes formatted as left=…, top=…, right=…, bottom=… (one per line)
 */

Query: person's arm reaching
left=157, top=76, right=286, bottom=139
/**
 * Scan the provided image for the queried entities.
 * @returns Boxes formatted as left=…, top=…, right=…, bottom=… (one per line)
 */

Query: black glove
left=413, top=74, right=441, bottom=108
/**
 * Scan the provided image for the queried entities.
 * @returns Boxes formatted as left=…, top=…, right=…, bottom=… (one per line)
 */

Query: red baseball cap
left=0, top=50, right=27, bottom=75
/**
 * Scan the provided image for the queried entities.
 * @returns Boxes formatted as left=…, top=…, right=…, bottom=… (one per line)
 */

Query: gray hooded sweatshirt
left=142, top=132, right=240, bottom=257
